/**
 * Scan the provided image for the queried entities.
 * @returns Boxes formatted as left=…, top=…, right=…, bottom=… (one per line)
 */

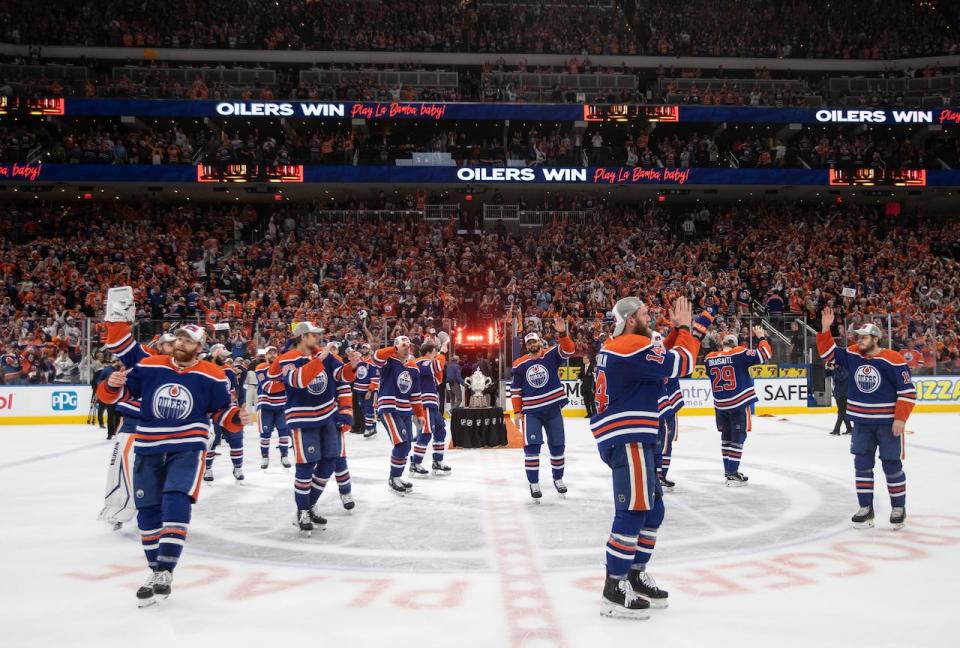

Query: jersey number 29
left=710, top=365, right=738, bottom=392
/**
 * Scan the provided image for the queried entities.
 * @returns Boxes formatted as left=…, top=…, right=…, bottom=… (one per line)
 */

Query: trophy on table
left=464, top=368, right=493, bottom=408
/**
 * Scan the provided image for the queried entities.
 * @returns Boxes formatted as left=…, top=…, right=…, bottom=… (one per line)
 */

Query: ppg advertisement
left=0, top=385, right=92, bottom=424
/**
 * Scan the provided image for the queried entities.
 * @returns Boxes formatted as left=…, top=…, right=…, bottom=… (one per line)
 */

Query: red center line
left=484, top=453, right=567, bottom=648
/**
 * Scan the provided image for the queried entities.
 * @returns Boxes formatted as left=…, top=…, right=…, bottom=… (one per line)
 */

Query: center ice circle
left=186, top=450, right=852, bottom=573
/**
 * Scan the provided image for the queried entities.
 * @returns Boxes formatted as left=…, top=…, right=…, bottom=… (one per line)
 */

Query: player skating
left=255, top=345, right=292, bottom=469
left=271, top=322, right=357, bottom=536
left=97, top=323, right=249, bottom=606
left=354, top=343, right=380, bottom=438
left=704, top=326, right=772, bottom=485
left=372, top=336, right=426, bottom=496
left=818, top=307, right=916, bottom=529
left=203, top=343, right=245, bottom=482
left=510, top=316, right=575, bottom=501
left=651, top=309, right=714, bottom=492
left=592, top=296, right=699, bottom=619
left=409, top=337, right=453, bottom=477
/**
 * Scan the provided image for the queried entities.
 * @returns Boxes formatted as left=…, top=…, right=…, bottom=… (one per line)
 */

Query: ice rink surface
left=2, top=413, right=958, bottom=648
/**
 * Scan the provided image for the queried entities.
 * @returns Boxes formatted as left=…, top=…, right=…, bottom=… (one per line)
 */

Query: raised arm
left=816, top=306, right=850, bottom=370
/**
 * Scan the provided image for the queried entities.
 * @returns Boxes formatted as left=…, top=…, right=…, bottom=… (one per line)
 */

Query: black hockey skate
left=280, top=454, right=292, bottom=468
left=659, top=475, right=676, bottom=492
left=529, top=482, right=542, bottom=503
left=340, top=492, right=355, bottom=511
left=203, top=468, right=214, bottom=482
left=260, top=456, right=269, bottom=469
left=137, top=570, right=173, bottom=608
left=852, top=505, right=875, bottom=529
left=628, top=570, right=669, bottom=609
left=152, top=570, right=172, bottom=600
left=553, top=479, right=568, bottom=496
left=600, top=572, right=650, bottom=620
left=432, top=461, right=452, bottom=476
left=890, top=506, right=906, bottom=530
left=309, top=507, right=327, bottom=528
left=363, top=427, right=378, bottom=439
left=296, top=510, right=314, bottom=537
left=136, top=571, right=159, bottom=608
left=388, top=477, right=408, bottom=496
left=232, top=466, right=245, bottom=481
left=725, top=472, right=749, bottom=487
left=409, top=462, right=430, bottom=477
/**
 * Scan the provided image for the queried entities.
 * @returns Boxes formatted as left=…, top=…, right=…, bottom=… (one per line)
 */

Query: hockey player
left=97, top=323, right=249, bottom=606
left=654, top=310, right=715, bottom=491
left=255, top=345, right=292, bottom=469
left=511, top=316, right=575, bottom=501
left=354, top=343, right=380, bottom=438
left=308, top=346, right=361, bottom=512
left=98, top=288, right=176, bottom=531
left=372, top=336, right=426, bottom=495
left=818, top=307, right=916, bottom=529
left=409, top=339, right=453, bottom=477
left=273, top=322, right=357, bottom=535
left=592, top=296, right=699, bottom=619
left=703, top=326, right=772, bottom=485
left=203, top=344, right=245, bottom=482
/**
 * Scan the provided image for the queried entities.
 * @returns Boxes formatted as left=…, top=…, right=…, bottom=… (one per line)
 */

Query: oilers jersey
left=353, top=360, right=380, bottom=394
left=274, top=350, right=354, bottom=427
left=659, top=327, right=688, bottom=416
left=97, top=355, right=241, bottom=454
left=817, top=332, right=916, bottom=423
left=255, top=361, right=286, bottom=410
left=590, top=330, right=699, bottom=451
left=372, top=347, right=424, bottom=417
left=510, top=337, right=575, bottom=413
left=415, top=354, right=445, bottom=410
left=704, top=340, right=772, bottom=411
left=660, top=377, right=684, bottom=417
left=225, top=366, right=239, bottom=405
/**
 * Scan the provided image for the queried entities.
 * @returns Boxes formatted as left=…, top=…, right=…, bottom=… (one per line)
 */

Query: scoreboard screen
left=196, top=164, right=304, bottom=183
left=583, top=104, right=679, bottom=123
left=828, top=168, right=926, bottom=187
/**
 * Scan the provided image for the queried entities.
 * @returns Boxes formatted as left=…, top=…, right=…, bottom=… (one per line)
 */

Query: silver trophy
left=105, top=286, right=135, bottom=323
left=463, top=368, right=493, bottom=408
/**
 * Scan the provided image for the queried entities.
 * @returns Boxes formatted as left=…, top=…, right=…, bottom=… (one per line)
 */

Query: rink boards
left=1, top=377, right=958, bottom=425
left=556, top=376, right=960, bottom=417
left=0, top=385, right=92, bottom=424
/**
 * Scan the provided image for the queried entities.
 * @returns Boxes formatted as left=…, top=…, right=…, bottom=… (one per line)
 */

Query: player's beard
left=858, top=338, right=878, bottom=354
left=173, top=347, right=199, bottom=364
left=627, top=320, right=652, bottom=337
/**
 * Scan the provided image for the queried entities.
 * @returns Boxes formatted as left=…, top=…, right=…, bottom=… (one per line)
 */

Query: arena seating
left=3, top=201, right=959, bottom=384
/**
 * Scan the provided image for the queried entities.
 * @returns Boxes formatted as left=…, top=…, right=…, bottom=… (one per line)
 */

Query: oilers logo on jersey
left=854, top=365, right=881, bottom=393
left=153, top=384, right=194, bottom=420
left=526, top=364, right=549, bottom=389
left=397, top=370, right=414, bottom=394
left=307, top=372, right=328, bottom=396
left=356, top=364, right=369, bottom=380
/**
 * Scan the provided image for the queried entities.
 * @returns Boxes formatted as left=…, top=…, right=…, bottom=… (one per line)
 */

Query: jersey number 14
left=594, top=368, right=608, bottom=414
